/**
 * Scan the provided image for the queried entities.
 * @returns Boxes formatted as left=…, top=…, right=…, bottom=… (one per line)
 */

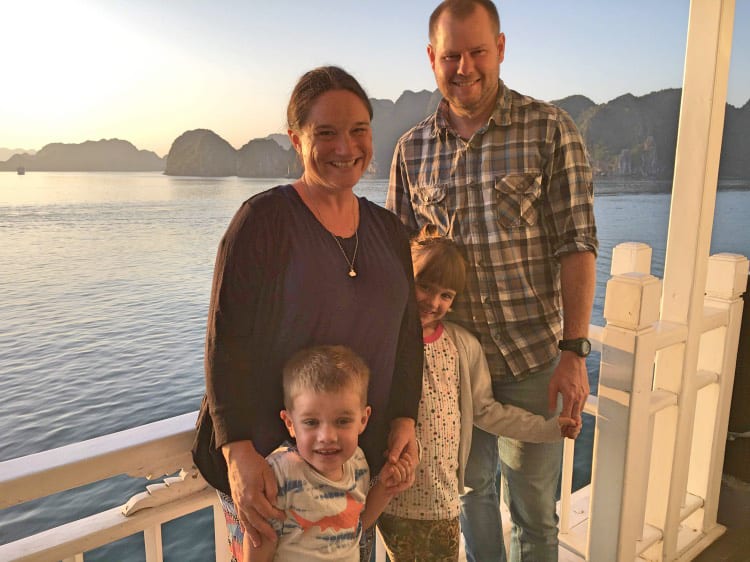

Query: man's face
left=428, top=6, right=505, bottom=120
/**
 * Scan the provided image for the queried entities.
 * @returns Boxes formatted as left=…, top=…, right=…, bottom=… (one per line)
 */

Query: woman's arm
left=205, top=195, right=287, bottom=544
left=381, top=216, right=423, bottom=487
left=384, top=417, right=417, bottom=492
left=222, top=441, right=284, bottom=547
left=385, top=215, right=424, bottom=425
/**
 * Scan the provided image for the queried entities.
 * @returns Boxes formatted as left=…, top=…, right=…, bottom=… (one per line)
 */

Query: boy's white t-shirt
left=268, top=444, right=370, bottom=561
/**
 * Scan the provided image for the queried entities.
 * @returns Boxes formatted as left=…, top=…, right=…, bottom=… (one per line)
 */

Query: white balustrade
left=0, top=413, right=229, bottom=562
left=554, top=243, right=748, bottom=562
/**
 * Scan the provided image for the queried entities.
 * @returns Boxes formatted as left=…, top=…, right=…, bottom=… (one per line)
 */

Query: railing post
left=144, top=525, right=164, bottom=562
left=658, top=0, right=735, bottom=555
left=559, top=438, right=575, bottom=535
left=213, top=498, right=230, bottom=562
left=587, top=243, right=662, bottom=561
left=686, top=255, right=749, bottom=532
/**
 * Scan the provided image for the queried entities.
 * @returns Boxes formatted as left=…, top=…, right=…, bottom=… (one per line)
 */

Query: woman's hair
left=410, top=224, right=467, bottom=294
left=287, top=66, right=373, bottom=132
left=282, top=345, right=370, bottom=410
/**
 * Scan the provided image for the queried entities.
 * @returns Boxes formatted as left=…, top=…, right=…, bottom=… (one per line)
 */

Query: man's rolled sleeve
left=547, top=109, right=598, bottom=259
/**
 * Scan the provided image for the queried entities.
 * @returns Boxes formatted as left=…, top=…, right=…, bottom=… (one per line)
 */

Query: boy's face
left=415, top=280, right=457, bottom=334
left=280, top=386, right=371, bottom=481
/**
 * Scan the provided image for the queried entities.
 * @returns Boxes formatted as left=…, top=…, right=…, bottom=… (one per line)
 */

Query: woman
left=192, top=66, right=423, bottom=560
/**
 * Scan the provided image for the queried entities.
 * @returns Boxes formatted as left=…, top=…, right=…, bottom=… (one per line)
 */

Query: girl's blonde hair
left=410, top=225, right=467, bottom=293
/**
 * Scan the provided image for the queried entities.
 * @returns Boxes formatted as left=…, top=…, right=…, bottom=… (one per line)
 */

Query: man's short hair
left=429, top=0, right=501, bottom=42
left=282, top=345, right=370, bottom=410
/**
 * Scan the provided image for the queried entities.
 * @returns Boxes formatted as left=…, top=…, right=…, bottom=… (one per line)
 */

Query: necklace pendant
left=348, top=268, right=357, bottom=278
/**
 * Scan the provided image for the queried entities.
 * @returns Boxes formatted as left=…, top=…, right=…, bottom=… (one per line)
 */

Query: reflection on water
left=1, top=173, right=748, bottom=560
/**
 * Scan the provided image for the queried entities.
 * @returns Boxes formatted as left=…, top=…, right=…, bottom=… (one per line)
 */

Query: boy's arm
left=361, top=455, right=413, bottom=529
left=361, top=477, right=393, bottom=530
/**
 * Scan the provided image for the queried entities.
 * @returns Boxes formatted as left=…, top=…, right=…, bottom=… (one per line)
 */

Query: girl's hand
left=558, top=416, right=582, bottom=439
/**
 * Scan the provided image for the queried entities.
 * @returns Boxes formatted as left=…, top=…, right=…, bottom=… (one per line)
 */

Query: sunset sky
left=2, top=0, right=748, bottom=157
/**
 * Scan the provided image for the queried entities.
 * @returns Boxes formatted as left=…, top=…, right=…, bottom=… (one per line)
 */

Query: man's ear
left=427, top=44, right=437, bottom=71
left=280, top=410, right=296, bottom=438
left=359, top=405, right=372, bottom=435
left=497, top=32, right=506, bottom=64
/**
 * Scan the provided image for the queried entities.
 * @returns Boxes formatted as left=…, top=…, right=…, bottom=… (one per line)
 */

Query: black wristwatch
left=558, top=338, right=591, bottom=357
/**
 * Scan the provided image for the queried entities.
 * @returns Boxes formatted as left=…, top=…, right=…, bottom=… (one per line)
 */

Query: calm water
left=1, top=172, right=749, bottom=560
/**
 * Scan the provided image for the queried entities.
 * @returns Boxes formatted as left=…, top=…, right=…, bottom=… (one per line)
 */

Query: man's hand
left=384, top=417, right=417, bottom=493
left=222, top=441, right=285, bottom=548
left=548, top=351, right=589, bottom=423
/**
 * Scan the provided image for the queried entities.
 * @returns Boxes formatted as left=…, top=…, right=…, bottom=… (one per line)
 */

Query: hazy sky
left=2, top=0, right=748, bottom=157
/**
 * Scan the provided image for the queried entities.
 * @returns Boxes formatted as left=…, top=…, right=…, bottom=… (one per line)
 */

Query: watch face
left=581, top=339, right=591, bottom=355
left=559, top=338, right=591, bottom=357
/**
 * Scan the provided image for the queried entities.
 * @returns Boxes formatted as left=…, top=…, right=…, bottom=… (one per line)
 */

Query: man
left=386, top=1, right=598, bottom=560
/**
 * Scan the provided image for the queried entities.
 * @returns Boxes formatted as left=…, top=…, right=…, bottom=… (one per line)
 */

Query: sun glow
left=1, top=1, right=183, bottom=153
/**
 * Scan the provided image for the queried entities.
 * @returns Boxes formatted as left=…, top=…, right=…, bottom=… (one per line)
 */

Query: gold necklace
left=303, top=182, right=359, bottom=278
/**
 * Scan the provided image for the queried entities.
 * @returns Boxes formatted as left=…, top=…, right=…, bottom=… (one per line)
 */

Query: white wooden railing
left=555, top=245, right=748, bottom=562
left=0, top=413, right=229, bottom=562
left=1, top=245, right=746, bottom=562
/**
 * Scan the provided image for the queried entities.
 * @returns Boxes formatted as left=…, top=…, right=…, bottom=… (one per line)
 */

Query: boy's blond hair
left=411, top=225, right=468, bottom=293
left=282, top=345, right=370, bottom=410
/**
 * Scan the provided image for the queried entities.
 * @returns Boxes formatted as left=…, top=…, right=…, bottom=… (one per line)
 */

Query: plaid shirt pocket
left=412, top=183, right=452, bottom=234
left=495, top=173, right=543, bottom=228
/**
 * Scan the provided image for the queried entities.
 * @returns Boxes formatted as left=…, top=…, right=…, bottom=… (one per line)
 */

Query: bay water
left=1, top=172, right=749, bottom=560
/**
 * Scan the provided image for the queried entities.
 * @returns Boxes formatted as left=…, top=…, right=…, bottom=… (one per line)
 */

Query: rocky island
left=0, top=139, right=164, bottom=172
left=2, top=88, right=747, bottom=180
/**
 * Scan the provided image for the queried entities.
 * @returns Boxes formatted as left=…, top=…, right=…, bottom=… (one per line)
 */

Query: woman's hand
left=222, top=441, right=285, bottom=548
left=384, top=417, right=417, bottom=493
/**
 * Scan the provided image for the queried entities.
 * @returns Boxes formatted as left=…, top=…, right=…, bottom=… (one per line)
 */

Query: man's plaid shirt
left=387, top=80, right=598, bottom=381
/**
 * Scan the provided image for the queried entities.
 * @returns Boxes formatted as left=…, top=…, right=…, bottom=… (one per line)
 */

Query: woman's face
left=289, top=89, right=373, bottom=192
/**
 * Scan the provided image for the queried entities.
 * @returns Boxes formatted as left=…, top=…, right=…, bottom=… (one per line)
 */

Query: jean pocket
left=494, top=173, right=543, bottom=228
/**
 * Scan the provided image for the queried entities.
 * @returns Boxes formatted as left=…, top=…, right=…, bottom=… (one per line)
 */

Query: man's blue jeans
left=460, top=363, right=562, bottom=562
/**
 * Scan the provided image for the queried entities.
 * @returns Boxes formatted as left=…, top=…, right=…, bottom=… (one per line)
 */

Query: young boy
left=378, top=229, right=581, bottom=561
left=245, top=345, right=410, bottom=562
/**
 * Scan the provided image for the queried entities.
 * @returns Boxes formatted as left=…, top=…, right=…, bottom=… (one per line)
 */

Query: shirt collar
left=432, top=79, right=511, bottom=136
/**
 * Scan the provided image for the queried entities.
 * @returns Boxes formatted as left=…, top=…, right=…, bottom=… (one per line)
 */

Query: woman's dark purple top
left=193, top=184, right=423, bottom=494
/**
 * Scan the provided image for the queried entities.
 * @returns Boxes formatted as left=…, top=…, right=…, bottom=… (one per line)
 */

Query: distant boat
left=16, top=166, right=25, bottom=175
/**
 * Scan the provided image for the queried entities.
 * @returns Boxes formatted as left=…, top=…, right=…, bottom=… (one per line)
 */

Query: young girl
left=377, top=229, right=580, bottom=561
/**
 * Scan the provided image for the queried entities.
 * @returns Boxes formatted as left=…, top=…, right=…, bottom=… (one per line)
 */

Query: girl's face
left=280, top=387, right=370, bottom=481
left=415, top=280, right=457, bottom=335
left=288, top=89, right=373, bottom=193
